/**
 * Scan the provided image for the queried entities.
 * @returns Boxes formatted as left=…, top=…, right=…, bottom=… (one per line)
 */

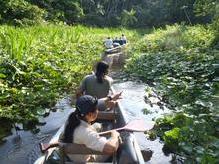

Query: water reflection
left=112, top=80, right=173, bottom=163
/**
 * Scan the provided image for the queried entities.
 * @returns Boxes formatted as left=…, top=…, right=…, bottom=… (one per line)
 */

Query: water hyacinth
left=125, top=24, right=218, bottom=163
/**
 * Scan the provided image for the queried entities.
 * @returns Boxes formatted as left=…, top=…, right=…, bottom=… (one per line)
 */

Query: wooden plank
left=97, top=111, right=117, bottom=120
left=63, top=143, right=106, bottom=155
left=105, top=44, right=127, bottom=54
left=65, top=162, right=112, bottom=164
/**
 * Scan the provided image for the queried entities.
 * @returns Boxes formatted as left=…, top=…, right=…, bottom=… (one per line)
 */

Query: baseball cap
left=76, top=95, right=98, bottom=115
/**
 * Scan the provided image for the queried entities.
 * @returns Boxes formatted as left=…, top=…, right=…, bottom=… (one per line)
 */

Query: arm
left=100, top=92, right=122, bottom=104
left=76, top=77, right=86, bottom=99
left=76, top=88, right=84, bottom=99
left=111, top=91, right=122, bottom=101
left=78, top=128, right=119, bottom=155
left=104, top=92, right=122, bottom=109
left=102, top=130, right=120, bottom=155
left=39, top=142, right=61, bottom=153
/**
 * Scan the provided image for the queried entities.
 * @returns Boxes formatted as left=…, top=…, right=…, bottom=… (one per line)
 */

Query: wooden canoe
left=102, top=44, right=127, bottom=69
left=34, top=87, right=145, bottom=164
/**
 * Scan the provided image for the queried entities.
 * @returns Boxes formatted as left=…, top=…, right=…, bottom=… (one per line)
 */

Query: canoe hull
left=34, top=87, right=144, bottom=164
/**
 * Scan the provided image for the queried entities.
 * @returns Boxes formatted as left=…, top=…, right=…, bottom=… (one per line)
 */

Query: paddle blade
left=98, top=119, right=155, bottom=135
left=124, top=119, right=155, bottom=132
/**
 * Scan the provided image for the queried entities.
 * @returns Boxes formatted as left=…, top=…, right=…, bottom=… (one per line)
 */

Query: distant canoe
left=104, top=44, right=127, bottom=55
left=103, top=44, right=127, bottom=68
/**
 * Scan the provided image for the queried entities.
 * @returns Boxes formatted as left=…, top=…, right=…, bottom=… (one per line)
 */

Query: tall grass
left=0, top=26, right=33, bottom=60
left=134, top=24, right=215, bottom=53
left=0, top=24, right=139, bottom=139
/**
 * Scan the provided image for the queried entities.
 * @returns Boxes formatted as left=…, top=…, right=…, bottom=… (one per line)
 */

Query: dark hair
left=95, top=61, right=109, bottom=83
left=63, top=96, right=98, bottom=143
left=63, top=111, right=80, bottom=143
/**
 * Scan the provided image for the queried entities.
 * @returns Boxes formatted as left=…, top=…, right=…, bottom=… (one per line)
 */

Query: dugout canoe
left=34, top=88, right=145, bottom=164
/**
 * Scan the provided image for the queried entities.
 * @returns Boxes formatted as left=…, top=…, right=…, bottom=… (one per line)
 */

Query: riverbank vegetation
left=124, top=2, right=218, bottom=163
left=0, top=25, right=138, bottom=139
left=0, top=0, right=216, bottom=27
left=0, top=0, right=218, bottom=163
left=125, top=11, right=219, bottom=164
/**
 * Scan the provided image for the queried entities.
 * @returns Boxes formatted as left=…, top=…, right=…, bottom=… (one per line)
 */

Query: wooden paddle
left=99, top=119, right=154, bottom=135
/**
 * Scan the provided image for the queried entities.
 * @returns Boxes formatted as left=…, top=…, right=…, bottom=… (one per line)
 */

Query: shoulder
left=84, top=74, right=92, bottom=78
left=74, top=123, right=92, bottom=140
left=84, top=74, right=95, bottom=80
left=74, top=122, right=107, bottom=151
left=105, top=76, right=113, bottom=83
left=75, top=124, right=103, bottom=142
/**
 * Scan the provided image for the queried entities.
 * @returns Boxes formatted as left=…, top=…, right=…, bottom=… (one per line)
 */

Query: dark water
left=0, top=69, right=178, bottom=163
left=0, top=98, right=73, bottom=164
left=112, top=78, right=175, bottom=164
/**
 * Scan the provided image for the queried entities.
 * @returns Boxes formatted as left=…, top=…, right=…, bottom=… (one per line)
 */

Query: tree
left=121, top=9, right=137, bottom=27
left=194, top=0, right=217, bottom=17
left=0, top=0, right=44, bottom=25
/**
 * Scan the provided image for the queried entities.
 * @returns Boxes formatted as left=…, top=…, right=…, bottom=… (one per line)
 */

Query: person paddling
left=76, top=61, right=120, bottom=110
left=77, top=61, right=112, bottom=99
left=40, top=95, right=120, bottom=163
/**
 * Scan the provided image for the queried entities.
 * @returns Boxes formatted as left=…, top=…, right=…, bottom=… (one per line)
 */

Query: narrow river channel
left=0, top=58, right=178, bottom=164
left=110, top=70, right=176, bottom=164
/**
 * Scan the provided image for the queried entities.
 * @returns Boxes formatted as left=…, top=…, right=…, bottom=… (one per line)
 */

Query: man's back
left=83, top=74, right=112, bottom=98
left=104, top=38, right=113, bottom=49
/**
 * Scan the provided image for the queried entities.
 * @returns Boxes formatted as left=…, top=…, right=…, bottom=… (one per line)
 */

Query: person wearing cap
left=40, top=95, right=120, bottom=163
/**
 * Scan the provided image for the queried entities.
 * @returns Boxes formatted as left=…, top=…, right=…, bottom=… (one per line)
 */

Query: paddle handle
left=98, top=127, right=124, bottom=135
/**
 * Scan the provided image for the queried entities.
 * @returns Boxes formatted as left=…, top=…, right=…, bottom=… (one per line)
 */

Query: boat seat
left=59, top=143, right=114, bottom=164
left=65, top=162, right=113, bottom=164
left=87, top=162, right=113, bottom=164
left=97, top=110, right=117, bottom=121
left=62, top=143, right=107, bottom=155
left=107, top=52, right=122, bottom=57
left=105, top=46, right=121, bottom=54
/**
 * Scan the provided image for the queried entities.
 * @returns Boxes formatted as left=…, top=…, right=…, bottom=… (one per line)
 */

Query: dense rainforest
left=0, top=0, right=217, bottom=27
left=0, top=0, right=218, bottom=163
